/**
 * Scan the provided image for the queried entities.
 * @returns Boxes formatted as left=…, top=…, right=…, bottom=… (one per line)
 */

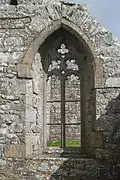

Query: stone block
left=95, top=148, right=111, bottom=160
left=4, top=144, right=25, bottom=158
left=89, top=131, right=103, bottom=148
left=31, top=125, right=41, bottom=133
left=18, top=0, right=42, bottom=4
left=26, top=108, right=36, bottom=123
left=25, top=135, right=40, bottom=157
left=0, top=0, right=10, bottom=5
left=17, top=63, right=33, bottom=79
left=105, top=77, right=120, bottom=87
left=0, top=159, right=6, bottom=166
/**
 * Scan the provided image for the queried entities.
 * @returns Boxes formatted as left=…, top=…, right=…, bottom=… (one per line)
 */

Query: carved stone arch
left=17, top=18, right=103, bottom=88
left=39, top=27, right=96, bottom=151
left=16, top=18, right=104, bottom=156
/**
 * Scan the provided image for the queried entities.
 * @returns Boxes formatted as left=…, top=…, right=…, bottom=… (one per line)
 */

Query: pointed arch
left=17, top=18, right=103, bottom=88
left=17, top=18, right=104, bottom=153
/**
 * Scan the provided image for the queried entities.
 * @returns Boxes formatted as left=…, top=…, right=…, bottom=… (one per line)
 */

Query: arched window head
left=40, top=28, right=95, bottom=150
left=10, top=0, right=18, bottom=5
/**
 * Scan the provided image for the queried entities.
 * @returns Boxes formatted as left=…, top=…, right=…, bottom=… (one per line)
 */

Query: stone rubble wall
left=0, top=2, right=61, bottom=160
left=0, top=0, right=59, bottom=5
left=0, top=157, right=120, bottom=180
left=61, top=1, right=120, bottom=147
left=0, top=0, right=120, bottom=162
left=0, top=157, right=100, bottom=180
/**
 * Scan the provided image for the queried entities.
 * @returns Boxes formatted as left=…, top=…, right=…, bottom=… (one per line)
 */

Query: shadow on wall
left=97, top=93, right=120, bottom=147
left=48, top=156, right=120, bottom=180
left=49, top=94, right=120, bottom=180
left=49, top=157, right=99, bottom=180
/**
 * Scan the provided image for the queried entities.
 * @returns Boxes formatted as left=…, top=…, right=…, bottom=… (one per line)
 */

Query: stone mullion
left=61, top=76, right=66, bottom=148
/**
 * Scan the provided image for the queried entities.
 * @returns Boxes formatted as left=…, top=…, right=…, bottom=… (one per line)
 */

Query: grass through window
left=47, top=140, right=81, bottom=147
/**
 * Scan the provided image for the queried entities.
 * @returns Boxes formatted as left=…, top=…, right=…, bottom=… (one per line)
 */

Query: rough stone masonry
left=0, top=0, right=120, bottom=179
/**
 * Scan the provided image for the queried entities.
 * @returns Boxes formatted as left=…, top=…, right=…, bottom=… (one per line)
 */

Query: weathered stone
left=4, top=144, right=25, bottom=158
left=26, top=108, right=36, bottom=123
left=0, top=160, right=6, bottom=166
left=0, top=127, right=8, bottom=136
left=0, top=1, right=120, bottom=179
left=17, top=64, right=33, bottom=78
left=0, top=53, right=9, bottom=63
left=25, top=135, right=40, bottom=157
left=105, top=77, right=120, bottom=87
left=31, top=125, right=41, bottom=133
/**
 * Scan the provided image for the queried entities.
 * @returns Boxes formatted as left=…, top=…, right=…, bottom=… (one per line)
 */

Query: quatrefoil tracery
left=48, top=43, right=79, bottom=77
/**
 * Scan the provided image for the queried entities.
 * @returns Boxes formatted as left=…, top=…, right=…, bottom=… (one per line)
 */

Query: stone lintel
left=105, top=77, right=120, bottom=87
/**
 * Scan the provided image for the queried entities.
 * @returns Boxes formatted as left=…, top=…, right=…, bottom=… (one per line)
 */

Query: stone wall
left=0, top=157, right=106, bottom=180
left=0, top=0, right=120, bottom=164
left=0, top=61, right=26, bottom=158
left=0, top=156, right=120, bottom=180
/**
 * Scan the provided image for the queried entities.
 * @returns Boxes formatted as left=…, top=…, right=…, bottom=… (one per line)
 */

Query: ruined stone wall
left=25, top=52, right=44, bottom=156
left=0, top=0, right=62, bottom=161
left=0, top=0, right=120, bottom=163
left=1, top=156, right=120, bottom=180
left=0, top=157, right=99, bottom=179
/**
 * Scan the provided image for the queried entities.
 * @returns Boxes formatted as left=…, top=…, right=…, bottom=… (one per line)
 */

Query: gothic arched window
left=46, top=43, right=81, bottom=148
left=40, top=28, right=95, bottom=150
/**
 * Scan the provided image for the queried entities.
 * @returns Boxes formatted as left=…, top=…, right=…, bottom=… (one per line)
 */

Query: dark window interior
left=10, top=0, right=18, bottom=5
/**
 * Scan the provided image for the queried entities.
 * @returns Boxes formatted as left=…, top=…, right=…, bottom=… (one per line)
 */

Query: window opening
left=46, top=43, right=81, bottom=148
left=10, top=0, right=18, bottom=5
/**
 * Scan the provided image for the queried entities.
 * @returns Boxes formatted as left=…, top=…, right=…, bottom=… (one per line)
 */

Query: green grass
left=47, top=140, right=81, bottom=147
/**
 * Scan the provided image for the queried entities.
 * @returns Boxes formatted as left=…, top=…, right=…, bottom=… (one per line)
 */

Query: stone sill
left=41, top=147, right=92, bottom=159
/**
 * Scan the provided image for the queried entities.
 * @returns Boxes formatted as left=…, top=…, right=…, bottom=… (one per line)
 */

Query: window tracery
left=48, top=43, right=79, bottom=78
left=46, top=43, right=81, bottom=148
